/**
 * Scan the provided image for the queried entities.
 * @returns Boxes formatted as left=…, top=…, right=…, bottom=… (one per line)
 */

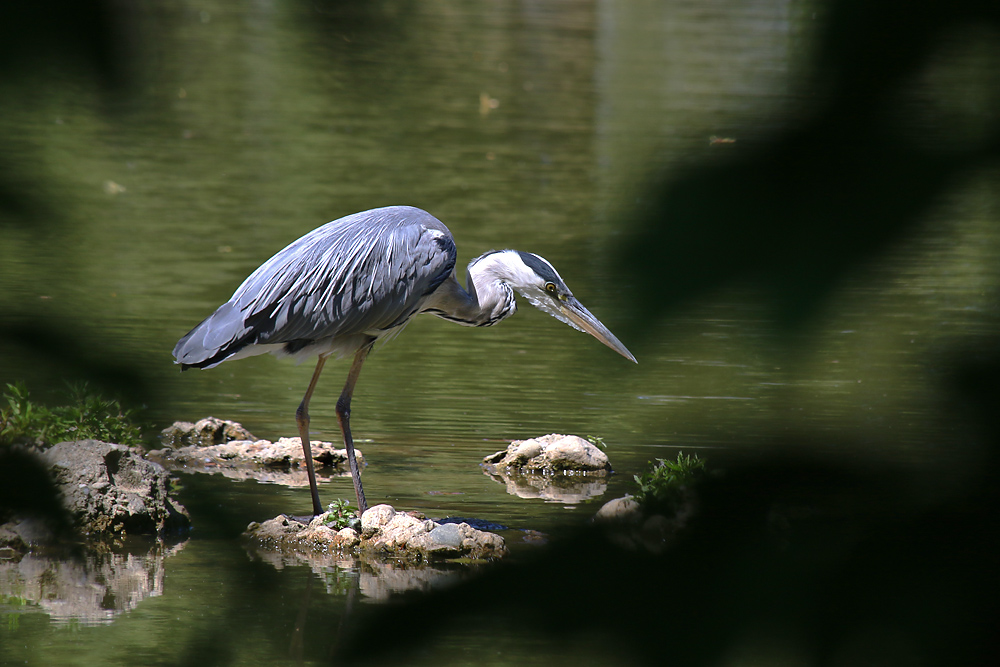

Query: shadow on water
left=2, top=0, right=1000, bottom=665
left=338, top=442, right=1000, bottom=666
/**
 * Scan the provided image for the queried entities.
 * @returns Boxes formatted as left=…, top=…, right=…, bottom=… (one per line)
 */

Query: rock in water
left=42, top=440, right=190, bottom=538
left=482, top=434, right=612, bottom=475
left=593, top=496, right=642, bottom=524
left=147, top=436, right=365, bottom=486
left=159, top=417, right=256, bottom=447
left=245, top=504, right=506, bottom=562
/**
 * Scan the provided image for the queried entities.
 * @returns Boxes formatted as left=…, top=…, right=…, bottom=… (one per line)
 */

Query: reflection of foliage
left=0, top=381, right=143, bottom=447
left=320, top=567, right=356, bottom=597
left=633, top=452, right=706, bottom=512
left=323, top=499, right=358, bottom=531
left=3, top=596, right=27, bottom=632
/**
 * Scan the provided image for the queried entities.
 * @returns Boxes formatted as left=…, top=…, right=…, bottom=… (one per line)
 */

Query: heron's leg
left=296, top=356, right=327, bottom=517
left=337, top=344, right=371, bottom=514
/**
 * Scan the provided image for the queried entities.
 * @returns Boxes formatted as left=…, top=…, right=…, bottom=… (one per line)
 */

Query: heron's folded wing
left=234, top=206, right=457, bottom=347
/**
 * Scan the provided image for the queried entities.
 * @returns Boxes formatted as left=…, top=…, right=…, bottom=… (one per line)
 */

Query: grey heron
left=173, top=206, right=635, bottom=516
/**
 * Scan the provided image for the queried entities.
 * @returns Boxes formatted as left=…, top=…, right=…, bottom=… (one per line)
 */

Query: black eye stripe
left=516, top=251, right=559, bottom=284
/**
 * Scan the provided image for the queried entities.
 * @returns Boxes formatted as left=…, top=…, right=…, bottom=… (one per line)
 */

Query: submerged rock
left=244, top=504, right=506, bottom=562
left=593, top=496, right=642, bottom=524
left=594, top=494, right=695, bottom=554
left=482, top=434, right=612, bottom=475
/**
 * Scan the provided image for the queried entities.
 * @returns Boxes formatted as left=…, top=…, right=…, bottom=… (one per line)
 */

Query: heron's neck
left=421, top=251, right=520, bottom=327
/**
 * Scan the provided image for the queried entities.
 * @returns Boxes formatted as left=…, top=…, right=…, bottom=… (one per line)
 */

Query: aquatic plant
left=0, top=381, right=143, bottom=447
left=633, top=452, right=706, bottom=511
left=323, top=498, right=359, bottom=531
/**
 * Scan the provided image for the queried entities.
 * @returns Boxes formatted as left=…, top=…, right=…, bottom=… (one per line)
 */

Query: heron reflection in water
left=173, top=206, right=635, bottom=516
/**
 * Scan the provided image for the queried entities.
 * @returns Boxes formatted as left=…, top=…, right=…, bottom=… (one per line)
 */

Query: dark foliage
left=1, top=1, right=998, bottom=665
left=334, top=1, right=1000, bottom=665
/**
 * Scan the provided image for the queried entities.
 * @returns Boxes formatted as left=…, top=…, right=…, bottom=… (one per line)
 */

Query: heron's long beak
left=558, top=297, right=637, bottom=363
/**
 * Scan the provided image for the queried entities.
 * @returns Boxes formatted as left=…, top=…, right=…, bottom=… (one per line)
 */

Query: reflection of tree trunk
left=330, top=574, right=359, bottom=661
left=288, top=572, right=312, bottom=661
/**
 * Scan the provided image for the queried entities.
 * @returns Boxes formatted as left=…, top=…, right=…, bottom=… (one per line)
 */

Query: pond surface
left=2, top=1, right=998, bottom=665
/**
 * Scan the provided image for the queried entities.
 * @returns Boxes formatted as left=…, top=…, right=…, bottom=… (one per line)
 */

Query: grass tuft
left=0, top=381, right=143, bottom=447
left=633, top=452, right=706, bottom=512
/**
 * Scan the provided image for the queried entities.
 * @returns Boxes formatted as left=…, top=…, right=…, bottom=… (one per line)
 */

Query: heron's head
left=469, top=250, right=637, bottom=363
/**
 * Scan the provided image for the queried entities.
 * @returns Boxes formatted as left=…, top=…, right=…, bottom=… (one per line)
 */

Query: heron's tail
left=172, top=303, right=251, bottom=369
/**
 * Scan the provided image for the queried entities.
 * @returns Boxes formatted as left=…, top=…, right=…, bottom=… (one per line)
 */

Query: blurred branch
left=340, top=2, right=1000, bottom=665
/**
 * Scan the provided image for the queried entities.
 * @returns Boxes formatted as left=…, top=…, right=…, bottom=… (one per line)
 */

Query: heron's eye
left=544, top=282, right=558, bottom=295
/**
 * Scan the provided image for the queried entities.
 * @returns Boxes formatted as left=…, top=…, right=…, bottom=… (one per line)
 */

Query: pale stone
left=594, top=496, right=642, bottom=524
left=510, top=441, right=542, bottom=462
left=428, top=523, right=463, bottom=548
left=361, top=504, right=396, bottom=531
left=482, top=434, right=611, bottom=475
left=334, top=527, right=360, bottom=548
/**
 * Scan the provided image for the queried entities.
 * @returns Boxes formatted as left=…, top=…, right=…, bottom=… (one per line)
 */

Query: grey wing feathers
left=173, top=206, right=456, bottom=368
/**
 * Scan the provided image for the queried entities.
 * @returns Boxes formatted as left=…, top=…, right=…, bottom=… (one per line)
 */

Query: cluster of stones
left=159, top=416, right=257, bottom=447
left=245, top=504, right=506, bottom=562
left=2, top=426, right=614, bottom=565
left=483, top=433, right=695, bottom=553
left=149, top=434, right=362, bottom=472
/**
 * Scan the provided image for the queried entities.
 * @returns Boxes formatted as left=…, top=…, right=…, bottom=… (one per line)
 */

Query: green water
left=2, top=1, right=998, bottom=665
